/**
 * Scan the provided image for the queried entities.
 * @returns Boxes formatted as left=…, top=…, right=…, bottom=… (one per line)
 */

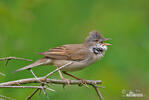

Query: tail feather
left=13, top=58, right=51, bottom=73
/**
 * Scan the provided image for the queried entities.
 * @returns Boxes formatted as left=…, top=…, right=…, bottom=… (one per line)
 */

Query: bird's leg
left=62, top=71, right=87, bottom=86
left=57, top=67, right=70, bottom=85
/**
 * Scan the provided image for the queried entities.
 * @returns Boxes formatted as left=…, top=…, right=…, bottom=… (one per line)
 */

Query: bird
left=14, top=30, right=111, bottom=83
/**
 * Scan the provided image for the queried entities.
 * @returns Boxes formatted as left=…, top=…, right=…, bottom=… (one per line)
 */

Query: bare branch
left=0, top=78, right=103, bottom=100
left=0, top=57, right=32, bottom=62
left=0, top=77, right=102, bottom=86
left=0, top=57, right=32, bottom=65
left=0, top=57, right=32, bottom=77
left=0, top=86, right=43, bottom=89
left=92, top=85, right=104, bottom=100
left=0, top=57, right=104, bottom=100
left=26, top=88, right=40, bottom=100
left=0, top=94, right=15, bottom=100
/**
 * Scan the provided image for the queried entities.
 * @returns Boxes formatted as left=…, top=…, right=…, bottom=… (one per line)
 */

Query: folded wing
left=38, top=44, right=90, bottom=61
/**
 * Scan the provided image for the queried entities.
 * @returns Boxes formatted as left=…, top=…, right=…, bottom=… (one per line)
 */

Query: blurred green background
left=0, top=0, right=149, bottom=100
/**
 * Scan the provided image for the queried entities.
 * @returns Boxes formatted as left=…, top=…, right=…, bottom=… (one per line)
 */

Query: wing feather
left=38, top=44, right=90, bottom=61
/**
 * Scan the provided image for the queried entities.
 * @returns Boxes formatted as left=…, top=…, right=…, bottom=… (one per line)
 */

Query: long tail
left=13, top=58, right=51, bottom=73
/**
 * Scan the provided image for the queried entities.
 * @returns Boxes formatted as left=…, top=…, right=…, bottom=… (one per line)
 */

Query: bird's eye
left=100, top=41, right=104, bottom=44
left=94, top=39, right=98, bottom=42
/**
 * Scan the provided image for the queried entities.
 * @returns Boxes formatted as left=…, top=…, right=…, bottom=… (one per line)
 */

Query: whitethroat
left=14, top=30, right=111, bottom=83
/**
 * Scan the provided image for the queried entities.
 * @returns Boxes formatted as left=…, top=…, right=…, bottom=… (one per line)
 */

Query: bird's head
left=84, top=30, right=111, bottom=54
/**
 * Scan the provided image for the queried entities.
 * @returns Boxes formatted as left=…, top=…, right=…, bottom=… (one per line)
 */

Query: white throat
left=89, top=43, right=108, bottom=56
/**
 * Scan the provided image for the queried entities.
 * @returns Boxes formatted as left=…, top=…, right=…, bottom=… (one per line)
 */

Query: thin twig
left=26, top=88, right=40, bottom=100
left=45, top=61, right=73, bottom=78
left=41, top=87, right=50, bottom=100
left=0, top=57, right=32, bottom=66
left=25, top=62, right=72, bottom=100
left=28, top=69, right=38, bottom=80
left=46, top=86, right=55, bottom=92
left=28, top=68, right=55, bottom=99
left=0, top=94, right=15, bottom=100
left=0, top=86, right=43, bottom=89
left=25, top=86, right=55, bottom=100
left=92, top=85, right=104, bottom=100
left=0, top=57, right=32, bottom=62
left=0, top=72, right=6, bottom=76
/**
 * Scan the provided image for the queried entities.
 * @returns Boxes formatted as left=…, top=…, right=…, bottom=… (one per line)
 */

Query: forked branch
left=0, top=57, right=32, bottom=62
left=0, top=56, right=32, bottom=66
left=0, top=57, right=104, bottom=100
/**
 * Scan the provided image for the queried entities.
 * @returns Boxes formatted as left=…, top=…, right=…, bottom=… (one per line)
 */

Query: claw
left=62, top=78, right=71, bottom=85
left=78, top=79, right=88, bottom=88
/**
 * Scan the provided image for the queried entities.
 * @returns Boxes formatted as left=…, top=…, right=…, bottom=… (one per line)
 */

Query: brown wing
left=38, top=44, right=90, bottom=61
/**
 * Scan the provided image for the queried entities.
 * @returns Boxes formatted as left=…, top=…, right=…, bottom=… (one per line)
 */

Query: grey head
left=84, top=30, right=111, bottom=55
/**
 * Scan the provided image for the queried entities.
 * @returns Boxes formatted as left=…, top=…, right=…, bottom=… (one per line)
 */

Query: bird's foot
left=61, top=78, right=71, bottom=85
left=78, top=79, right=88, bottom=88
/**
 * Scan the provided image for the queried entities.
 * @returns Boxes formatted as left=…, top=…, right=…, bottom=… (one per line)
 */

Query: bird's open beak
left=103, top=43, right=112, bottom=46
